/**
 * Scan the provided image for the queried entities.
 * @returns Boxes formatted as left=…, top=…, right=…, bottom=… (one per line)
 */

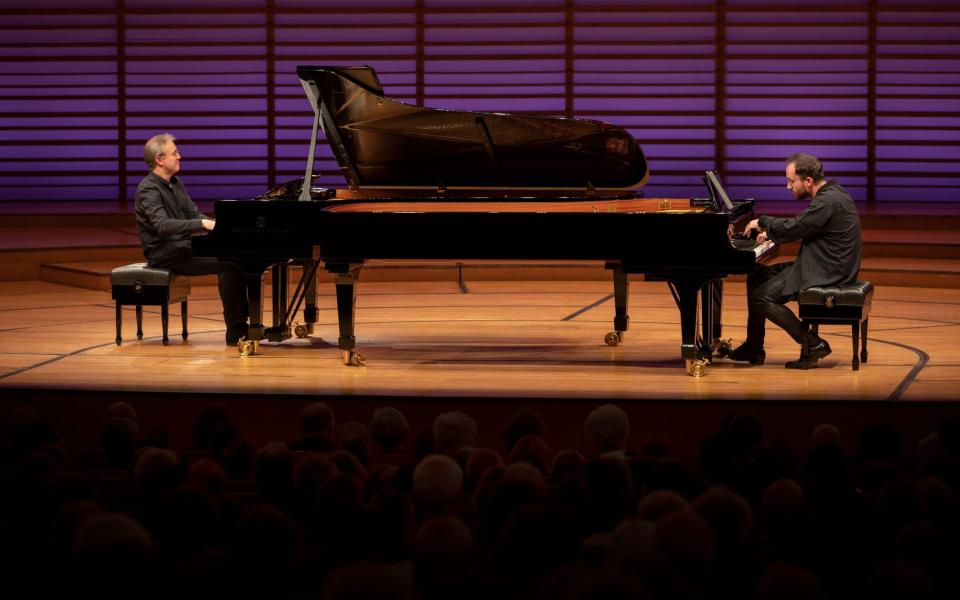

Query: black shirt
left=134, top=171, right=209, bottom=267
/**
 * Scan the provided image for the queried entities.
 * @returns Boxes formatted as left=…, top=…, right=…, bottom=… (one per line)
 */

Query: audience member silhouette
left=503, top=408, right=545, bottom=453
left=290, top=401, right=335, bottom=452
left=370, top=406, right=410, bottom=455
left=583, top=404, right=630, bottom=458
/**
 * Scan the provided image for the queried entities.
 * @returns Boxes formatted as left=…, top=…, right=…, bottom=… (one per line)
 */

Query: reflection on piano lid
left=295, top=65, right=649, bottom=197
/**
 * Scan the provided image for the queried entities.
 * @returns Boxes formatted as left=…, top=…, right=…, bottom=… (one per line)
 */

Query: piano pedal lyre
left=712, top=337, right=733, bottom=358
left=343, top=350, right=366, bottom=367
left=237, top=337, right=260, bottom=357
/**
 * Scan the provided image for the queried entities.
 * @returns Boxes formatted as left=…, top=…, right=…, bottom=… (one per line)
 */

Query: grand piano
left=193, top=65, right=776, bottom=376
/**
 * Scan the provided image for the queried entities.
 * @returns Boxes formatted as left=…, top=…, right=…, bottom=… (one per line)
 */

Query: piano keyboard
left=753, top=239, right=776, bottom=258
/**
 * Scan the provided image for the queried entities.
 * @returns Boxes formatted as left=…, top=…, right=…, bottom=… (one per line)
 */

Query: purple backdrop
left=0, top=0, right=958, bottom=204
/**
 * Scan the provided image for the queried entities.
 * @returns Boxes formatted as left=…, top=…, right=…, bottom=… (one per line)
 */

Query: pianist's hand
left=201, top=219, right=216, bottom=231
left=757, top=231, right=768, bottom=244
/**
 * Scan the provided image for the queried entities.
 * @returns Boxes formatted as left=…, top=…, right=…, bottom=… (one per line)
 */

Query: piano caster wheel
left=686, top=359, right=708, bottom=377
left=294, top=322, right=309, bottom=338
left=604, top=331, right=622, bottom=346
left=342, top=350, right=366, bottom=367
left=713, top=338, right=733, bottom=358
left=237, top=338, right=259, bottom=356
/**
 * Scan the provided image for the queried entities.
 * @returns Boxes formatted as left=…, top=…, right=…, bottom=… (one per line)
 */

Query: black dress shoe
left=785, top=338, right=832, bottom=369
left=727, top=344, right=765, bottom=365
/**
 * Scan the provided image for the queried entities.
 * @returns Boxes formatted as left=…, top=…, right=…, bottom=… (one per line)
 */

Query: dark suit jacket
left=135, top=172, right=209, bottom=267
left=759, top=180, right=862, bottom=296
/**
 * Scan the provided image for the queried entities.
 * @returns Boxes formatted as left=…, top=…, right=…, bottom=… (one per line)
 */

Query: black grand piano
left=193, top=65, right=776, bottom=376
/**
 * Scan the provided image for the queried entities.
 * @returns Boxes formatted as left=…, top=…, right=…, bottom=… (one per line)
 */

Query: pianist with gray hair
left=134, top=133, right=249, bottom=346
left=728, top=153, right=862, bottom=369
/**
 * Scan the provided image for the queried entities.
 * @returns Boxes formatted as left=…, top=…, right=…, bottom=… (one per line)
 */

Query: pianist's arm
left=135, top=176, right=212, bottom=239
left=757, top=196, right=833, bottom=244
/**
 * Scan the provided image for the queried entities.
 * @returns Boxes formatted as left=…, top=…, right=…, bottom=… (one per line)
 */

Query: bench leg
left=115, top=302, right=122, bottom=345
left=861, top=318, right=869, bottom=364
left=161, top=303, right=169, bottom=346
left=181, top=300, right=188, bottom=340
left=136, top=304, right=143, bottom=340
left=851, top=322, right=860, bottom=371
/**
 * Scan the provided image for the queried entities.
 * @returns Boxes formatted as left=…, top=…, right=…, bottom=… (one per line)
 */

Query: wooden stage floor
left=0, top=278, right=956, bottom=404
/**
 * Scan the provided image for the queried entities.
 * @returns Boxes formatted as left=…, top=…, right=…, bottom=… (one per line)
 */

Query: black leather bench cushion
left=110, top=262, right=176, bottom=287
left=798, top=281, right=874, bottom=307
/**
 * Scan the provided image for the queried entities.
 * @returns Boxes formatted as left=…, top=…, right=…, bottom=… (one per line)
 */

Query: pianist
left=728, top=153, right=862, bottom=369
left=134, top=133, right=249, bottom=345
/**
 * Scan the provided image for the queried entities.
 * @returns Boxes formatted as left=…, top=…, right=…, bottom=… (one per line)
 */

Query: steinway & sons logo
left=233, top=214, right=291, bottom=235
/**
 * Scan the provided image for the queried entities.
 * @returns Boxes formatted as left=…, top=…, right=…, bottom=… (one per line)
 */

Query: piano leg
left=265, top=264, right=292, bottom=342
left=300, top=259, right=319, bottom=337
left=329, top=263, right=365, bottom=366
left=671, top=276, right=712, bottom=377
left=706, top=279, right=733, bottom=357
left=700, top=279, right=728, bottom=357
left=605, top=266, right=630, bottom=346
left=241, top=270, right=265, bottom=356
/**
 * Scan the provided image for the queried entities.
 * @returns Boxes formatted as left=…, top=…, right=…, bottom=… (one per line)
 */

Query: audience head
left=637, top=489, right=688, bottom=522
left=432, top=411, right=477, bottom=458
left=191, top=404, right=231, bottom=450
left=254, top=441, right=294, bottom=501
left=413, top=454, right=463, bottom=516
left=103, top=402, right=137, bottom=422
left=210, top=421, right=253, bottom=479
left=72, top=513, right=153, bottom=596
left=550, top=449, right=586, bottom=484
left=584, top=404, right=630, bottom=456
left=133, top=447, right=182, bottom=500
left=506, top=433, right=554, bottom=476
left=301, top=401, right=335, bottom=443
left=337, top=421, right=374, bottom=466
left=99, top=417, right=138, bottom=469
left=413, top=516, right=474, bottom=594
left=760, top=478, right=806, bottom=533
left=503, top=408, right=545, bottom=453
left=654, top=508, right=715, bottom=584
left=370, top=406, right=410, bottom=453
left=184, top=458, right=227, bottom=496
left=464, top=447, right=503, bottom=493
left=692, top=485, right=753, bottom=554
left=322, top=561, right=415, bottom=600
left=811, top=423, right=843, bottom=450
left=720, top=411, right=763, bottom=456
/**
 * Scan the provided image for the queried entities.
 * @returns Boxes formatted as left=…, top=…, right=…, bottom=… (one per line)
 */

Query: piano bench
left=798, top=281, right=874, bottom=371
left=110, top=263, right=190, bottom=346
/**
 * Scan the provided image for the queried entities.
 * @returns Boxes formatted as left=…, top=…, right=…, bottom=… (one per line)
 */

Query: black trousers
left=153, top=256, right=248, bottom=333
left=745, top=261, right=809, bottom=348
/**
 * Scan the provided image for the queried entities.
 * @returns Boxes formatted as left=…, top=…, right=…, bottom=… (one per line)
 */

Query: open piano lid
left=296, top=65, right=649, bottom=195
